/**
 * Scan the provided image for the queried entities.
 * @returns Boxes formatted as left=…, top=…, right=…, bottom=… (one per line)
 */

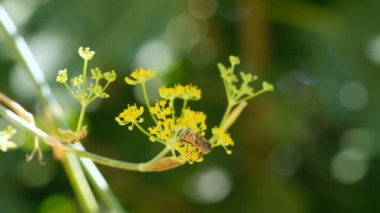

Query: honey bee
left=178, top=128, right=212, bottom=154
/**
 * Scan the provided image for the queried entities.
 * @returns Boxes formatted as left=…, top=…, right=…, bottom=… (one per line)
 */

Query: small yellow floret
left=104, top=70, right=117, bottom=82
left=56, top=69, right=68, bottom=83
left=229, top=55, right=240, bottom=66
left=71, top=75, right=84, bottom=87
left=91, top=67, right=103, bottom=80
left=159, top=86, right=177, bottom=100
left=177, top=84, right=201, bottom=100
left=115, top=105, right=144, bottom=126
left=175, top=143, right=204, bottom=164
left=0, top=126, right=18, bottom=152
left=262, top=81, right=274, bottom=92
left=150, top=100, right=172, bottom=120
left=212, top=127, right=234, bottom=154
left=78, top=47, right=95, bottom=60
left=159, top=84, right=201, bottom=100
left=124, top=68, right=157, bottom=85
left=176, top=109, right=206, bottom=133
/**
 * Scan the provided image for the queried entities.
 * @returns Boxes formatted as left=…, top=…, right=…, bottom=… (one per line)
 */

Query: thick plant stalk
left=0, top=5, right=124, bottom=212
left=0, top=103, right=181, bottom=172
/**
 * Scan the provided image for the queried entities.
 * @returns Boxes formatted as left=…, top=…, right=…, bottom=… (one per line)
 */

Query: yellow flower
left=148, top=100, right=174, bottom=141
left=159, top=84, right=201, bottom=100
left=0, top=126, right=18, bottom=152
left=150, top=100, right=172, bottom=120
left=262, top=81, right=274, bottom=92
left=229, top=55, right=240, bottom=66
left=124, top=68, right=157, bottom=85
left=56, top=69, right=68, bottom=83
left=176, top=109, right=206, bottom=133
left=91, top=67, right=103, bottom=80
left=212, top=127, right=234, bottom=154
left=159, top=86, right=177, bottom=100
left=71, top=75, right=84, bottom=87
left=177, top=84, right=201, bottom=100
left=78, top=47, right=95, bottom=60
left=104, top=70, right=116, bottom=82
left=175, top=142, right=204, bottom=164
left=148, top=118, right=173, bottom=142
left=115, top=105, right=144, bottom=128
left=147, top=98, right=209, bottom=164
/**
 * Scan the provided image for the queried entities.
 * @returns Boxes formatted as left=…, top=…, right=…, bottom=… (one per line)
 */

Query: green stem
left=0, top=103, right=172, bottom=173
left=219, top=102, right=234, bottom=128
left=69, top=147, right=170, bottom=172
left=62, top=152, right=100, bottom=213
left=76, top=104, right=87, bottom=133
left=0, top=6, right=123, bottom=212
left=82, top=59, right=88, bottom=89
left=134, top=123, right=165, bottom=145
left=134, top=122, right=152, bottom=138
left=64, top=82, right=78, bottom=99
left=239, top=89, right=268, bottom=103
left=181, top=99, right=188, bottom=117
left=141, top=82, right=157, bottom=124
left=221, top=101, right=247, bottom=130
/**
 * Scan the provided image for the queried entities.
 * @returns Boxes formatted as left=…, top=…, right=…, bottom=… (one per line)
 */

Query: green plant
left=0, top=5, right=273, bottom=212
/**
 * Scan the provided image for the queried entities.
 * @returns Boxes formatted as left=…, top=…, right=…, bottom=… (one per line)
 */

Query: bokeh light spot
left=134, top=39, right=173, bottom=72
left=330, top=150, right=367, bottom=184
left=340, top=128, right=374, bottom=159
left=366, top=35, right=380, bottom=65
left=338, top=81, right=368, bottom=111
left=165, top=14, right=201, bottom=51
left=38, top=194, right=76, bottom=213
left=184, top=167, right=232, bottom=203
left=10, top=66, right=36, bottom=102
left=18, top=161, right=56, bottom=187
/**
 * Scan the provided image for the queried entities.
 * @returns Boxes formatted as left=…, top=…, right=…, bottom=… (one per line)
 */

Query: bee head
left=200, top=141, right=212, bottom=154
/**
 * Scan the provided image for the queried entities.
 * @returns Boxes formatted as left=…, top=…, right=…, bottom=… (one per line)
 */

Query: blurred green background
left=1, top=0, right=379, bottom=212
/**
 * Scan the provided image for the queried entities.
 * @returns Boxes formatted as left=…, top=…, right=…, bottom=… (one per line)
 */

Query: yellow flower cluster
left=115, top=55, right=273, bottom=167
left=124, top=68, right=157, bottom=85
left=56, top=47, right=117, bottom=106
left=149, top=100, right=172, bottom=120
left=148, top=100, right=175, bottom=142
left=262, top=81, right=274, bottom=92
left=219, top=55, right=274, bottom=105
left=212, top=127, right=234, bottom=154
left=78, top=47, right=95, bottom=60
left=0, top=126, right=17, bottom=152
left=229, top=55, right=240, bottom=66
left=133, top=96, right=207, bottom=163
left=56, top=69, right=68, bottom=83
left=159, top=84, right=201, bottom=100
left=176, top=142, right=204, bottom=164
left=57, top=57, right=116, bottom=107
left=115, top=105, right=144, bottom=130
left=176, top=109, right=206, bottom=133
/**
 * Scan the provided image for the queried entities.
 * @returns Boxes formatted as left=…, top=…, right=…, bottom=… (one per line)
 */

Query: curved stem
left=0, top=103, right=175, bottom=173
left=134, top=123, right=165, bottom=145
left=141, top=82, right=157, bottom=124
